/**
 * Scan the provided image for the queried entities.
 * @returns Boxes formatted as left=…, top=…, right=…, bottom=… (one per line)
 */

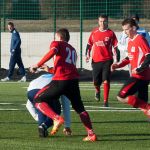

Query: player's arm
left=85, top=32, right=93, bottom=62
left=111, top=57, right=130, bottom=72
left=136, top=53, right=150, bottom=73
left=114, top=47, right=120, bottom=62
left=12, top=33, right=21, bottom=52
left=112, top=32, right=120, bottom=62
left=30, top=42, right=58, bottom=73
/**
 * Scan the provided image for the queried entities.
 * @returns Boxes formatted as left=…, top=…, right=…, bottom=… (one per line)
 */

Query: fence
left=1, top=0, right=150, bottom=69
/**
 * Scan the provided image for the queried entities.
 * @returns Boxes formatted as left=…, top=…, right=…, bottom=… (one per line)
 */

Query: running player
left=111, top=18, right=150, bottom=118
left=30, top=28, right=97, bottom=142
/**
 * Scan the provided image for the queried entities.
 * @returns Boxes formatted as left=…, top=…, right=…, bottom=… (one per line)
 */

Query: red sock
left=103, top=82, right=110, bottom=103
left=94, top=85, right=100, bottom=93
left=35, top=102, right=59, bottom=120
left=79, top=111, right=94, bottom=135
left=127, top=95, right=149, bottom=109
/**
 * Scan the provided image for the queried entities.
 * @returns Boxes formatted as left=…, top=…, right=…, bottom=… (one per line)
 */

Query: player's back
left=51, top=41, right=79, bottom=80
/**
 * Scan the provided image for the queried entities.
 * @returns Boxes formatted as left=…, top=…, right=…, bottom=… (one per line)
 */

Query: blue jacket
left=10, top=28, right=21, bottom=53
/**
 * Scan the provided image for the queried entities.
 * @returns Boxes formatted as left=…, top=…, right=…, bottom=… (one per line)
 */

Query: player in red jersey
left=111, top=18, right=150, bottom=118
left=86, top=14, right=120, bottom=107
left=30, top=28, right=97, bottom=142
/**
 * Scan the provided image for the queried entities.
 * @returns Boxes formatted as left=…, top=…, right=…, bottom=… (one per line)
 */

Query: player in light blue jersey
left=26, top=71, right=72, bottom=137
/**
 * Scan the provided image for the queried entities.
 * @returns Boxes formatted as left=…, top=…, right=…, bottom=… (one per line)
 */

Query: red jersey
left=37, top=41, right=79, bottom=80
left=87, top=27, right=118, bottom=62
left=128, top=34, right=150, bottom=80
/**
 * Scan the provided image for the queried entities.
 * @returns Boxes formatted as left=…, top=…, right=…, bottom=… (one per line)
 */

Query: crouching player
left=111, top=18, right=150, bottom=118
left=26, top=71, right=72, bottom=137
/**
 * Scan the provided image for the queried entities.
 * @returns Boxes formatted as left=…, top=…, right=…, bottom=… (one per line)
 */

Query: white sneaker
left=1, top=77, right=10, bottom=82
left=18, top=76, right=26, bottom=82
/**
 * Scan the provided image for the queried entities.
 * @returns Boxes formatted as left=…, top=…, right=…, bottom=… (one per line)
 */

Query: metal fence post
left=80, top=0, right=83, bottom=69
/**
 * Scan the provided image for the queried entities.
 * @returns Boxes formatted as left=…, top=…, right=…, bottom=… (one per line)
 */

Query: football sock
left=127, top=95, right=150, bottom=109
left=94, top=81, right=100, bottom=93
left=79, top=111, right=94, bottom=135
left=103, top=82, right=110, bottom=102
left=35, top=102, right=59, bottom=120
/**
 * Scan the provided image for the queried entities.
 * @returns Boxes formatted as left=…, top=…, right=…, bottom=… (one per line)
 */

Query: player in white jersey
left=26, top=73, right=72, bottom=137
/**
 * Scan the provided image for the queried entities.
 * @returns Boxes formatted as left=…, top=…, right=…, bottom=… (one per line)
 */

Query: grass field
left=0, top=82, right=150, bottom=150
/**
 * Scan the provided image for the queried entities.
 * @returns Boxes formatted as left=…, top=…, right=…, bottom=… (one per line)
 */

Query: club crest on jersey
left=105, top=37, right=109, bottom=41
left=131, top=47, right=135, bottom=52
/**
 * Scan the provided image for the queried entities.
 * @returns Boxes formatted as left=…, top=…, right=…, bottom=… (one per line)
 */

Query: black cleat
left=103, top=101, right=109, bottom=107
left=38, top=123, right=48, bottom=137
left=95, top=92, right=100, bottom=101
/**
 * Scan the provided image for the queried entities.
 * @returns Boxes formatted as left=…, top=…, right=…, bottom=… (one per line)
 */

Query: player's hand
left=29, top=65, right=38, bottom=73
left=111, top=63, right=118, bottom=72
left=86, top=56, right=90, bottom=63
left=40, top=64, right=49, bottom=72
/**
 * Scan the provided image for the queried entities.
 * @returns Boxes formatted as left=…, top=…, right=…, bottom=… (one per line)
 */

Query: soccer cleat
left=95, top=92, right=100, bottom=101
left=83, top=134, right=97, bottom=142
left=142, top=108, right=150, bottom=118
left=1, top=77, right=10, bottom=82
left=50, top=116, right=64, bottom=135
left=103, top=101, right=109, bottom=107
left=63, top=127, right=72, bottom=136
left=38, top=123, right=48, bottom=137
left=18, top=76, right=26, bottom=82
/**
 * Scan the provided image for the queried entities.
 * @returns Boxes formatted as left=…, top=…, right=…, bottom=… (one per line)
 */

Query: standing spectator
left=85, top=14, right=119, bottom=107
left=30, top=28, right=97, bottom=142
left=1, top=22, right=26, bottom=82
left=111, top=18, right=150, bottom=118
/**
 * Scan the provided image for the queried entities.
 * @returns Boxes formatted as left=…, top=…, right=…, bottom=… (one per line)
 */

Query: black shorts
left=118, top=77, right=149, bottom=102
left=92, top=59, right=113, bottom=85
left=34, top=79, right=85, bottom=114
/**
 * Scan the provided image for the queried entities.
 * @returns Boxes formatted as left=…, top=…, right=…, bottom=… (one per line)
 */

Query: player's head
left=55, top=28, right=70, bottom=42
left=131, top=14, right=139, bottom=22
left=122, top=18, right=138, bottom=38
left=8, top=22, right=14, bottom=32
left=98, top=14, right=108, bottom=30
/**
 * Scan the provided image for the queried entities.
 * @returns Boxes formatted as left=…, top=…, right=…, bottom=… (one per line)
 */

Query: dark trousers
left=8, top=52, right=26, bottom=78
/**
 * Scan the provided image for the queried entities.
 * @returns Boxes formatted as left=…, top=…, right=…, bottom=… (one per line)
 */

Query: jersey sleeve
left=139, top=36, right=150, bottom=55
left=37, top=41, right=58, bottom=67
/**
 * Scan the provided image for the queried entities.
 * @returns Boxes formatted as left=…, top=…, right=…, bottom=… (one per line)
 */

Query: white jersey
left=27, top=74, right=53, bottom=91
left=137, top=27, right=150, bottom=46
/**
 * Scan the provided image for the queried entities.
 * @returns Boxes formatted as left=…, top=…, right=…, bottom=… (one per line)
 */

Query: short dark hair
left=122, top=18, right=138, bottom=28
left=56, top=28, right=70, bottom=42
left=8, top=22, right=14, bottom=27
left=131, top=14, right=139, bottom=21
left=98, top=14, right=108, bottom=20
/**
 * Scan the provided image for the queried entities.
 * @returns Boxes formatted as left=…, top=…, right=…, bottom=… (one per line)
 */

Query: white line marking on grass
left=0, top=108, right=141, bottom=112
left=0, top=103, right=14, bottom=105
left=71, top=109, right=140, bottom=112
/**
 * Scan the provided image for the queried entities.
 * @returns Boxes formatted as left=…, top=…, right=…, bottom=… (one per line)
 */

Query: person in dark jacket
left=1, top=22, right=26, bottom=82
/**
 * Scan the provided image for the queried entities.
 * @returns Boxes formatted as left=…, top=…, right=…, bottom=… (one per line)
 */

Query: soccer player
left=117, top=14, right=150, bottom=77
left=1, top=22, right=26, bottom=82
left=85, top=14, right=120, bottom=107
left=111, top=18, right=150, bottom=118
left=26, top=71, right=72, bottom=137
left=30, top=28, right=97, bottom=142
